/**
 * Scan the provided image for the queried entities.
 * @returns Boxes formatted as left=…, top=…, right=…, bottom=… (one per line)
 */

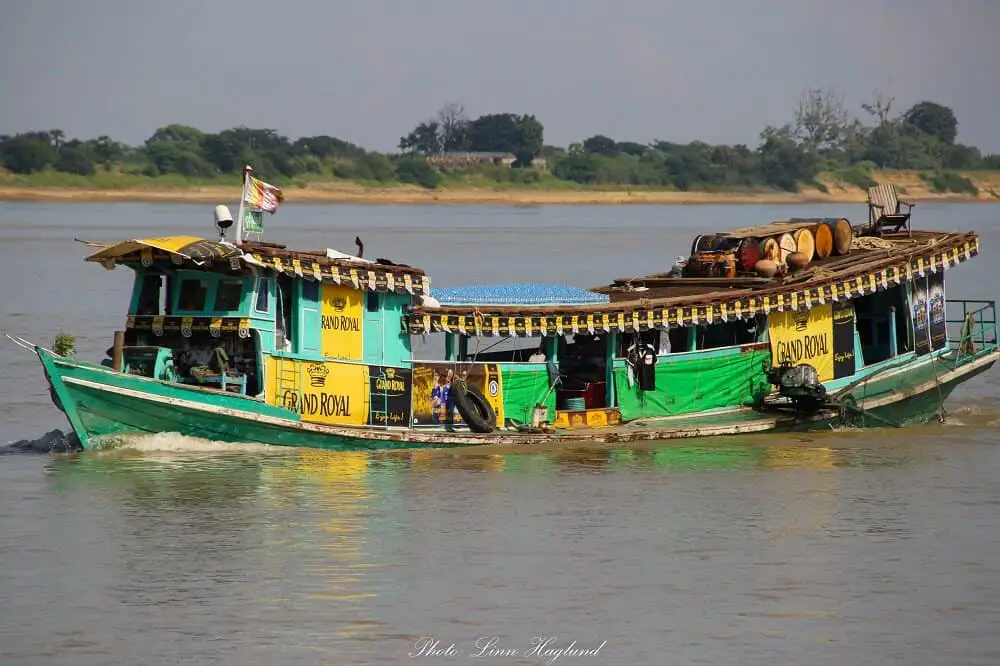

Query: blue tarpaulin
left=432, top=283, right=610, bottom=306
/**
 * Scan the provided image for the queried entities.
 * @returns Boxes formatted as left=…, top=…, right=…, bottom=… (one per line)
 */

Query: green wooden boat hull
left=35, top=345, right=999, bottom=451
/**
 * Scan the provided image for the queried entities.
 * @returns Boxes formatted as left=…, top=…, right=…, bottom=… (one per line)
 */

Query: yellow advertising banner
left=320, top=284, right=363, bottom=361
left=265, top=357, right=369, bottom=426
left=410, top=362, right=504, bottom=427
left=768, top=303, right=834, bottom=382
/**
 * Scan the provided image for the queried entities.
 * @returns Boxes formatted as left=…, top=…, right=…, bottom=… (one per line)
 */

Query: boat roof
left=432, top=284, right=610, bottom=307
left=404, top=229, right=980, bottom=337
left=84, top=236, right=431, bottom=295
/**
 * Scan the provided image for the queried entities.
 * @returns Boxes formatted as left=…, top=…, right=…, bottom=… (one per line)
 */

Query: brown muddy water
left=2, top=202, right=1000, bottom=665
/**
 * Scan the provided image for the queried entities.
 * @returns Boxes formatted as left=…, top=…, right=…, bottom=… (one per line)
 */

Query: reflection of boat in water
left=14, top=174, right=998, bottom=451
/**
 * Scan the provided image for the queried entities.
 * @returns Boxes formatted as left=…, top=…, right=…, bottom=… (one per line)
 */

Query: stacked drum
left=684, top=218, right=853, bottom=278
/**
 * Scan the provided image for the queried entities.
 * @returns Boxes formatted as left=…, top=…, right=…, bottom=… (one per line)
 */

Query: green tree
left=903, top=101, right=958, bottom=145
left=582, top=134, right=618, bottom=156
left=615, top=141, right=647, bottom=157
left=1, top=135, right=56, bottom=173
left=54, top=140, right=96, bottom=175
left=466, top=113, right=544, bottom=165
left=394, top=158, right=441, bottom=188
left=144, top=140, right=214, bottom=177
left=757, top=126, right=818, bottom=191
left=293, top=135, right=365, bottom=159
left=88, top=135, right=124, bottom=167
left=49, top=129, right=66, bottom=154
left=552, top=153, right=602, bottom=183
left=399, top=121, right=442, bottom=155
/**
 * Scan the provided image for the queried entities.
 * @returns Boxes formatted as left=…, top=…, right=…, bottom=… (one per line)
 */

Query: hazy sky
left=2, top=0, right=998, bottom=152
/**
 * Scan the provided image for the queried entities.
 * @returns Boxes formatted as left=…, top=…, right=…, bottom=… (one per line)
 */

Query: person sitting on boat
left=667, top=255, right=687, bottom=277
left=528, top=342, right=546, bottom=363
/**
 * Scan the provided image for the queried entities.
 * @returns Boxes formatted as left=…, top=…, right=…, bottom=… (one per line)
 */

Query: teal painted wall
left=297, top=280, right=322, bottom=356
left=362, top=292, right=413, bottom=367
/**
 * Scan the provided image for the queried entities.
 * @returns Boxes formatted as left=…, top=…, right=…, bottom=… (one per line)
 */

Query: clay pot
left=786, top=251, right=810, bottom=272
left=755, top=259, right=779, bottom=277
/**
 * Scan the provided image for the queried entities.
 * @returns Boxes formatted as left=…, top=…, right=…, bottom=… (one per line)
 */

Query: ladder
left=273, top=355, right=300, bottom=409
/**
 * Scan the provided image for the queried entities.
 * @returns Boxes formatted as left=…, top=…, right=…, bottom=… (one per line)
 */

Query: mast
left=234, top=165, right=252, bottom=245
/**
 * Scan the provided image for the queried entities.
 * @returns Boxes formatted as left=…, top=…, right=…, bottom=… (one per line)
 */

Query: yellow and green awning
left=85, top=236, right=243, bottom=268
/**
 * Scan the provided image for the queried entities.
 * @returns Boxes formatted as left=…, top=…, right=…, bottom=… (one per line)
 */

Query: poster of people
left=912, top=276, right=931, bottom=355
left=927, top=272, right=947, bottom=351
left=410, top=362, right=503, bottom=427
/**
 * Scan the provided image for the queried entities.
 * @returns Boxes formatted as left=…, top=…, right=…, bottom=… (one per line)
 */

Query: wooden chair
left=867, top=184, right=915, bottom=235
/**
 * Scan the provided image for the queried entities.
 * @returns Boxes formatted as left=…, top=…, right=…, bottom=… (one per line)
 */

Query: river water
left=1, top=201, right=999, bottom=665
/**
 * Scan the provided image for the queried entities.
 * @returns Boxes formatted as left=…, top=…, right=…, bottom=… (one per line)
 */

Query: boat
left=12, top=172, right=999, bottom=450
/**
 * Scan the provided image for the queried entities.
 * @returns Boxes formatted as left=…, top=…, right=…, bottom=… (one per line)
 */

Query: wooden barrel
left=690, top=234, right=719, bottom=255
left=736, top=238, right=761, bottom=272
left=793, top=228, right=815, bottom=262
left=777, top=232, right=797, bottom=265
left=828, top=218, right=853, bottom=256
left=813, top=222, right=834, bottom=259
left=713, top=252, right=737, bottom=278
left=689, top=251, right=720, bottom=277
left=759, top=237, right=781, bottom=263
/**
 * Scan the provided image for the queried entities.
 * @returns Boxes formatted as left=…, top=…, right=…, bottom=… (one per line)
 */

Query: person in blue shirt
left=430, top=368, right=454, bottom=424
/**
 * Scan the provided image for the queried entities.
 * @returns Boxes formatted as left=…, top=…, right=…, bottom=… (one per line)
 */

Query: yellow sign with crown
left=320, top=284, right=364, bottom=360
left=265, top=357, right=368, bottom=426
left=768, top=303, right=834, bottom=382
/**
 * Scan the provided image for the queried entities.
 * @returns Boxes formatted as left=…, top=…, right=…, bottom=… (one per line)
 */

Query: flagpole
left=234, top=165, right=252, bottom=245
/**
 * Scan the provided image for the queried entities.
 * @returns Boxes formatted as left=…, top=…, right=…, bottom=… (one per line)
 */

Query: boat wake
left=2, top=429, right=284, bottom=456
left=88, top=432, right=283, bottom=456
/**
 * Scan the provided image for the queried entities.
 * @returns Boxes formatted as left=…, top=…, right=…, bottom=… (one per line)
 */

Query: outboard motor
left=766, top=360, right=827, bottom=413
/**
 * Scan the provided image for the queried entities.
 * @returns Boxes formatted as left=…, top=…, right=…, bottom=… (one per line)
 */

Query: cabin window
left=302, top=279, right=320, bottom=303
left=254, top=279, right=270, bottom=313
left=214, top=280, right=244, bottom=311
left=854, top=285, right=911, bottom=364
left=136, top=274, right=163, bottom=315
left=696, top=318, right=759, bottom=350
left=177, top=278, right=209, bottom=311
left=366, top=292, right=380, bottom=312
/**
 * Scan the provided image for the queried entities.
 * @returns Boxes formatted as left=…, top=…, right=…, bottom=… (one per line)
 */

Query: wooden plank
left=720, top=220, right=824, bottom=239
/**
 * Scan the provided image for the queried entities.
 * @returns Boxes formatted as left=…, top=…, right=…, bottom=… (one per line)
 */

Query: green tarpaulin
left=614, top=348, right=772, bottom=421
left=500, top=366, right=558, bottom=424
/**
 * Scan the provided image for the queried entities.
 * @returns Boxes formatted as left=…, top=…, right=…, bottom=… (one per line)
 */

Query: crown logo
left=792, top=310, right=810, bottom=331
left=385, top=368, right=395, bottom=379
left=332, top=297, right=346, bottom=311
left=307, top=363, right=330, bottom=387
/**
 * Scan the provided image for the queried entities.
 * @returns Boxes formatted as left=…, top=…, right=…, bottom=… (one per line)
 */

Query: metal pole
left=888, top=307, right=898, bottom=357
left=234, top=165, right=251, bottom=245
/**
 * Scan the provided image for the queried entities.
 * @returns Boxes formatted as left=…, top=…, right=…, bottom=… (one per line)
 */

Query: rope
left=851, top=236, right=898, bottom=251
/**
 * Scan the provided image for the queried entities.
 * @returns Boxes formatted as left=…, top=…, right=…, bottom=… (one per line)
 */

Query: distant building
left=425, top=151, right=518, bottom=168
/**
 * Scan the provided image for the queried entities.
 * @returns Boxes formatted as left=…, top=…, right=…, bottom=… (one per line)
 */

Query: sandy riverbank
left=1, top=171, right=998, bottom=205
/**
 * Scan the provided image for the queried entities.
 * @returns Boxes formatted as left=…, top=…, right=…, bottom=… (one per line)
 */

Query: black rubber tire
left=451, top=379, right=497, bottom=433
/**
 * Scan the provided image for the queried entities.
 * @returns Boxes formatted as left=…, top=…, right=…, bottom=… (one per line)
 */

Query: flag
left=242, top=209, right=264, bottom=233
left=243, top=174, right=284, bottom=214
